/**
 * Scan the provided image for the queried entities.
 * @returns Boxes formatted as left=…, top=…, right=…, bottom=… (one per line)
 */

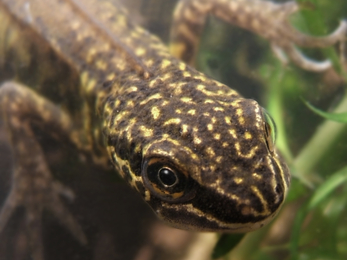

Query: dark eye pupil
left=158, top=168, right=177, bottom=186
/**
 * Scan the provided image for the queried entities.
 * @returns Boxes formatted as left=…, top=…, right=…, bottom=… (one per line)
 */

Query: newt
left=0, top=0, right=345, bottom=259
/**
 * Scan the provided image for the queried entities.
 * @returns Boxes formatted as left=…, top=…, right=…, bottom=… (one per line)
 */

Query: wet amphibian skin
left=0, top=0, right=345, bottom=259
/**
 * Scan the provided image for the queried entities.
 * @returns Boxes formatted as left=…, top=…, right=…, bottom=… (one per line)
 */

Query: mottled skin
left=0, top=0, right=345, bottom=259
left=106, top=59, right=289, bottom=231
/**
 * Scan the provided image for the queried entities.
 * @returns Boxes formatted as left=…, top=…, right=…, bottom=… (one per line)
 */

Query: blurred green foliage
left=303, top=99, right=347, bottom=122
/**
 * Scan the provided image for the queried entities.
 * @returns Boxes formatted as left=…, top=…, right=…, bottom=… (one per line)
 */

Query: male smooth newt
left=0, top=0, right=345, bottom=259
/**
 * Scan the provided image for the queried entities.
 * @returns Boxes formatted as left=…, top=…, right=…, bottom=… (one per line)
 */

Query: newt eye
left=142, top=157, right=194, bottom=202
left=262, top=109, right=277, bottom=154
left=158, top=168, right=178, bottom=187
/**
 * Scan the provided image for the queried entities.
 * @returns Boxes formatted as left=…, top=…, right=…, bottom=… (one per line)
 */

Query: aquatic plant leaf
left=303, top=99, right=347, bottom=123
left=308, top=166, right=347, bottom=210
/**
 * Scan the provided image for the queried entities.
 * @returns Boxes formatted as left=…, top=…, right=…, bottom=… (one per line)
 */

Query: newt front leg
left=0, top=82, right=87, bottom=260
